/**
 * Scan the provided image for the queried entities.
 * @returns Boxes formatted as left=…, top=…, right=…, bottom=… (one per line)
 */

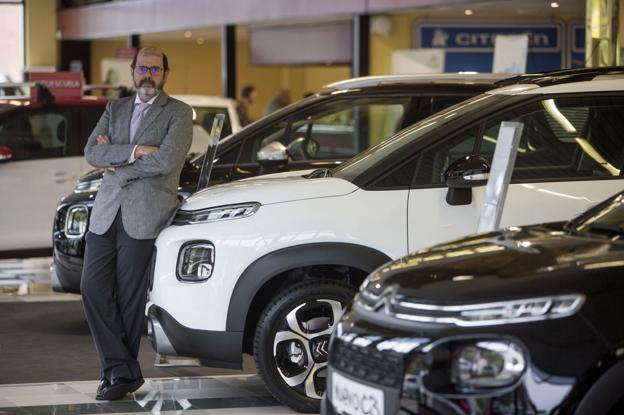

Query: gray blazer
left=84, top=92, right=193, bottom=239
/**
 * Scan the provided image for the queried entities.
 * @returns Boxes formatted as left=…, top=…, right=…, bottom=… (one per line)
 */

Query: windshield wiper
left=306, top=168, right=332, bottom=179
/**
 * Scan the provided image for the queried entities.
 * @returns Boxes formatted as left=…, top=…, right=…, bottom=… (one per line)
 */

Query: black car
left=52, top=74, right=502, bottom=293
left=323, top=190, right=624, bottom=415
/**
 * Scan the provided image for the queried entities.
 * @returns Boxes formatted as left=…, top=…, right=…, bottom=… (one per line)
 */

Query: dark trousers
left=81, top=210, right=155, bottom=382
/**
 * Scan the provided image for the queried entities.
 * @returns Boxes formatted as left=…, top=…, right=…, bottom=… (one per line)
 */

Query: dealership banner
left=28, top=71, right=83, bottom=99
left=413, top=20, right=583, bottom=72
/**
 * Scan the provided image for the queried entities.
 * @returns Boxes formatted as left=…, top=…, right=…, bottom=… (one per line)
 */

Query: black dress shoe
left=101, top=378, right=134, bottom=401
left=130, top=377, right=145, bottom=393
left=95, top=378, right=110, bottom=401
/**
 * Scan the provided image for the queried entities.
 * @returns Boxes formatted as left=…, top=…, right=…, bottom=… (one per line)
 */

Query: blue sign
left=413, top=20, right=568, bottom=73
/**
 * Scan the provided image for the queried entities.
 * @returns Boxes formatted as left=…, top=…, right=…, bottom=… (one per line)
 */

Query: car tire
left=253, top=279, right=356, bottom=413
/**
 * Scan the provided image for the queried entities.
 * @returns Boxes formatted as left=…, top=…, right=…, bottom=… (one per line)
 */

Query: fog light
left=65, top=205, right=89, bottom=238
left=177, top=241, right=215, bottom=281
left=451, top=341, right=526, bottom=391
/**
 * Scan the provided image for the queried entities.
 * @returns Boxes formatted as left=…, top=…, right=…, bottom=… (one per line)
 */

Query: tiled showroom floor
left=0, top=376, right=297, bottom=415
left=0, top=258, right=303, bottom=415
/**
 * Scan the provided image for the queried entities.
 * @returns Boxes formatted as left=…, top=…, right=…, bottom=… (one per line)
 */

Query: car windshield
left=331, top=93, right=506, bottom=182
left=568, top=191, right=624, bottom=237
left=189, top=94, right=326, bottom=164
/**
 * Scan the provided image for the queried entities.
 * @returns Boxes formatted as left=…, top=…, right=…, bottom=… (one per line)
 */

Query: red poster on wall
left=29, top=71, right=83, bottom=99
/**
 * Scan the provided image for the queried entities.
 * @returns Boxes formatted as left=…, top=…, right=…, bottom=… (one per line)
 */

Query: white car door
left=0, top=107, right=81, bottom=253
left=408, top=93, right=624, bottom=252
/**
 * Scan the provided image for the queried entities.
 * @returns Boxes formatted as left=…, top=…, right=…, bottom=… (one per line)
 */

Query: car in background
left=52, top=73, right=502, bottom=293
left=324, top=189, right=624, bottom=415
left=172, top=94, right=241, bottom=154
left=0, top=84, right=108, bottom=258
left=144, top=67, right=624, bottom=412
left=0, top=86, right=240, bottom=258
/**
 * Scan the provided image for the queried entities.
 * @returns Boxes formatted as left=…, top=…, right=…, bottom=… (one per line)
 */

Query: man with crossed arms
left=81, top=46, right=192, bottom=401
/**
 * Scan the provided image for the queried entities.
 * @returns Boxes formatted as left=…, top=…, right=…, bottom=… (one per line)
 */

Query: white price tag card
left=331, top=371, right=384, bottom=415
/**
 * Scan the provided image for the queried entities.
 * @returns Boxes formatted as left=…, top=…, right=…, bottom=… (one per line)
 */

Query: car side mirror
left=443, top=155, right=490, bottom=206
left=0, top=146, right=13, bottom=163
left=257, top=141, right=288, bottom=167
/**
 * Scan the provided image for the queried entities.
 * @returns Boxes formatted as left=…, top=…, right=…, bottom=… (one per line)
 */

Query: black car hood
left=63, top=160, right=200, bottom=205
left=80, top=168, right=105, bottom=182
left=367, top=224, right=624, bottom=305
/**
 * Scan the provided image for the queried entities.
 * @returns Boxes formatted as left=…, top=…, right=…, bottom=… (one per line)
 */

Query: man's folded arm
left=111, top=105, right=193, bottom=188
left=84, top=101, right=136, bottom=168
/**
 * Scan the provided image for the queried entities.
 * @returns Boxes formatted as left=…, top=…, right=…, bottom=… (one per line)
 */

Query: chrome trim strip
left=355, top=294, right=585, bottom=327
left=396, top=294, right=582, bottom=312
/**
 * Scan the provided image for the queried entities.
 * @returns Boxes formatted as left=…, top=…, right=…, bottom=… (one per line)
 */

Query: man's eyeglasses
left=133, top=66, right=164, bottom=75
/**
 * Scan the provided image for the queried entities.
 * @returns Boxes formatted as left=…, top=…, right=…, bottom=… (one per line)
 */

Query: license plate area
left=331, top=371, right=385, bottom=415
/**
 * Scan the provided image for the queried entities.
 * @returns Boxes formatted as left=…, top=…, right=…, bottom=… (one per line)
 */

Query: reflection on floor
left=0, top=375, right=302, bottom=415
left=0, top=256, right=54, bottom=297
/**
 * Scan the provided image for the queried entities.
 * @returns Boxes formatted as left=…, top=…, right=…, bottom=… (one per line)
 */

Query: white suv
left=146, top=68, right=624, bottom=412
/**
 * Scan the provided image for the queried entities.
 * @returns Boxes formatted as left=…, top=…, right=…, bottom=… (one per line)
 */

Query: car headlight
left=451, top=341, right=526, bottom=391
left=177, top=241, right=215, bottom=282
left=65, top=205, right=89, bottom=238
left=405, top=337, right=528, bottom=397
left=172, top=203, right=260, bottom=225
left=74, top=178, right=102, bottom=193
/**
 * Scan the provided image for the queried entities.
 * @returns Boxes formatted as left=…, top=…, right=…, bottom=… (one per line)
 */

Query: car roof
left=172, top=94, right=237, bottom=107
left=0, top=96, right=108, bottom=110
left=487, top=77, right=624, bottom=96
left=323, top=73, right=511, bottom=91
left=487, top=66, right=624, bottom=95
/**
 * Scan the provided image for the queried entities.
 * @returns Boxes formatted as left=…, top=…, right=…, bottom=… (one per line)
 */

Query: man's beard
left=135, top=79, right=162, bottom=102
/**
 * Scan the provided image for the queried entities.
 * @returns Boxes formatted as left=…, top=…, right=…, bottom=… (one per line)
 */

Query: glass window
left=0, top=3, right=24, bottom=84
left=412, top=127, right=480, bottom=187
left=480, top=96, right=624, bottom=181
left=333, top=94, right=506, bottom=184
left=238, top=97, right=411, bottom=163
left=0, top=109, right=72, bottom=160
left=81, top=106, right=105, bottom=147
left=194, top=107, right=232, bottom=138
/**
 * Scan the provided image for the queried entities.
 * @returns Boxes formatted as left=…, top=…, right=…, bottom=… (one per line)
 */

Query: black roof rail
left=495, top=66, right=624, bottom=87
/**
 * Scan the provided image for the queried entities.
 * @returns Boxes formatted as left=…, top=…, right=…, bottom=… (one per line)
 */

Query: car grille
left=330, top=338, right=404, bottom=388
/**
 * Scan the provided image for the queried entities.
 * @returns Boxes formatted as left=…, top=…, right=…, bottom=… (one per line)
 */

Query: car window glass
left=371, top=156, right=420, bottom=189
left=480, top=96, right=624, bottom=181
left=81, top=106, right=105, bottom=149
left=238, top=97, right=410, bottom=163
left=195, top=106, right=233, bottom=138
left=214, top=145, right=238, bottom=165
left=412, top=127, right=480, bottom=187
left=0, top=109, right=71, bottom=161
left=332, top=94, right=506, bottom=183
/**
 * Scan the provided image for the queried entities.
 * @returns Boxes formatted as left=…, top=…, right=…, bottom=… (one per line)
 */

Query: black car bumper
left=322, top=307, right=598, bottom=415
left=52, top=250, right=84, bottom=294
left=146, top=304, right=243, bottom=369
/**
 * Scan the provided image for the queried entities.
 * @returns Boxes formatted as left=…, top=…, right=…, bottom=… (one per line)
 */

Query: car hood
left=181, top=173, right=357, bottom=210
left=365, top=224, right=624, bottom=305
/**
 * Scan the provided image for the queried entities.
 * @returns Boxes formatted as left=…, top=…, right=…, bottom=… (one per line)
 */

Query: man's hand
left=96, top=135, right=111, bottom=145
left=134, top=145, right=159, bottom=158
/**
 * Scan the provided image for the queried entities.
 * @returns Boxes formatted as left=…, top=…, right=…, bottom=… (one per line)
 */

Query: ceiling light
left=184, top=31, right=192, bottom=38
left=550, top=2, right=559, bottom=7
left=464, top=9, right=473, bottom=15
left=196, top=37, right=205, bottom=45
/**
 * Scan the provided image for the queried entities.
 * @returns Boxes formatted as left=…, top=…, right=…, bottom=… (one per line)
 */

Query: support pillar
left=221, top=25, right=236, bottom=98
left=352, top=14, right=370, bottom=78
